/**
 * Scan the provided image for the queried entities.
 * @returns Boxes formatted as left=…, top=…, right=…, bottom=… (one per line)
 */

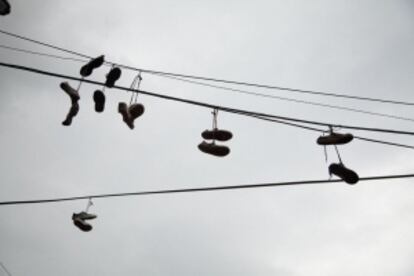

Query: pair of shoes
left=329, top=163, right=359, bottom=184
left=198, top=141, right=230, bottom=157
left=105, top=67, right=122, bottom=88
left=118, top=102, right=145, bottom=129
left=72, top=212, right=97, bottom=232
left=80, top=55, right=105, bottom=77
left=0, top=0, right=10, bottom=15
left=93, top=90, right=106, bottom=112
left=201, top=128, right=233, bottom=141
left=317, top=132, right=353, bottom=145
left=60, top=82, right=80, bottom=126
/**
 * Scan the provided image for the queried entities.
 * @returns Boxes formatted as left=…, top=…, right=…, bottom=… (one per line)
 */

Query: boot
left=60, top=82, right=80, bottom=104
left=118, top=102, right=134, bottom=129
left=62, top=102, right=79, bottom=126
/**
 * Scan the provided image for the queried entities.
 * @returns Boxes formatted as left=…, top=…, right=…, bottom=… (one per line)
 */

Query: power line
left=1, top=173, right=413, bottom=206
left=2, top=61, right=414, bottom=140
left=2, top=44, right=413, bottom=123
left=0, top=262, right=12, bottom=276
left=1, top=28, right=414, bottom=107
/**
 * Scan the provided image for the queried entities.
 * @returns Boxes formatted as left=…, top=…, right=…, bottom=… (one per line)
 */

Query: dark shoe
left=105, top=67, right=122, bottom=88
left=60, top=82, right=80, bottom=104
left=329, top=163, right=359, bottom=184
left=0, top=0, right=10, bottom=15
left=317, top=132, right=353, bottom=145
left=118, top=102, right=134, bottom=129
left=129, top=103, right=145, bottom=120
left=93, top=90, right=106, bottom=113
left=62, top=102, right=79, bottom=126
left=72, top=213, right=95, bottom=232
left=80, top=55, right=105, bottom=77
left=198, top=141, right=230, bottom=157
left=76, top=211, right=97, bottom=220
left=202, top=128, right=233, bottom=141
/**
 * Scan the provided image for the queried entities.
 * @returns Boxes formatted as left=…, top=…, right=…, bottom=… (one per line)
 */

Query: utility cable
left=1, top=61, right=414, bottom=138
left=0, top=173, right=413, bottom=206
left=1, top=28, right=414, bottom=106
left=1, top=43, right=413, bottom=123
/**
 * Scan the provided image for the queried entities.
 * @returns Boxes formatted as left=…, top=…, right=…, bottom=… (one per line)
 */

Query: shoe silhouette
left=62, top=102, right=79, bottom=126
left=118, top=102, right=134, bottom=129
left=105, top=67, right=122, bottom=88
left=198, top=141, right=230, bottom=157
left=93, top=90, right=106, bottom=113
left=0, top=0, right=10, bottom=15
left=60, top=82, right=80, bottom=104
left=329, top=163, right=359, bottom=184
left=317, top=132, right=353, bottom=145
left=129, top=103, right=145, bottom=120
left=72, top=212, right=97, bottom=232
left=80, top=55, right=105, bottom=77
left=202, top=128, right=233, bottom=141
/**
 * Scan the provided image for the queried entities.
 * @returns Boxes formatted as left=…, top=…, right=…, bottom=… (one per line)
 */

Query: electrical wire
left=0, top=173, right=413, bottom=206
left=2, top=61, right=414, bottom=139
left=1, top=28, right=414, bottom=107
left=1, top=43, right=413, bottom=123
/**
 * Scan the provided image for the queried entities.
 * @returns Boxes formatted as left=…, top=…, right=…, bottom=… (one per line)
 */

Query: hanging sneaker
left=201, top=128, right=233, bottom=141
left=80, top=55, right=105, bottom=77
left=118, top=102, right=134, bottom=129
left=93, top=90, right=106, bottom=113
left=105, top=67, right=122, bottom=88
left=62, top=102, right=79, bottom=126
left=198, top=141, right=230, bottom=157
left=329, top=163, right=359, bottom=184
left=129, top=103, right=145, bottom=120
left=72, top=212, right=96, bottom=232
left=0, top=0, right=10, bottom=15
left=317, top=132, right=353, bottom=145
left=60, top=82, right=80, bottom=104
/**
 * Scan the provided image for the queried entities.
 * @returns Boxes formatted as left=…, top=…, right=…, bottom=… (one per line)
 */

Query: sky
left=0, top=0, right=414, bottom=275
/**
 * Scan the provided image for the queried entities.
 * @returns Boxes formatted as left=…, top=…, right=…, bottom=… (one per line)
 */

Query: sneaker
left=0, top=0, right=10, bottom=15
left=201, top=128, right=233, bottom=141
left=129, top=103, right=145, bottom=120
left=60, top=82, right=80, bottom=104
left=80, top=55, right=105, bottom=77
left=72, top=213, right=96, bottom=232
left=118, top=102, right=134, bottom=129
left=76, top=211, right=97, bottom=220
left=105, top=67, right=122, bottom=88
left=198, top=141, right=230, bottom=157
left=62, top=102, right=79, bottom=126
left=317, top=132, right=353, bottom=145
left=329, top=163, right=359, bottom=184
left=93, top=90, right=106, bottom=113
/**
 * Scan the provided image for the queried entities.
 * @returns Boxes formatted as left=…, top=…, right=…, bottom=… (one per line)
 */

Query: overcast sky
left=1, top=0, right=414, bottom=275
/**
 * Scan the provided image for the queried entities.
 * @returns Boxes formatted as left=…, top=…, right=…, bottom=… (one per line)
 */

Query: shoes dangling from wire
left=105, top=67, right=122, bottom=88
left=72, top=198, right=97, bottom=232
left=0, top=0, right=10, bottom=16
left=317, top=127, right=359, bottom=184
left=80, top=55, right=105, bottom=78
left=198, top=109, right=232, bottom=157
left=118, top=73, right=145, bottom=129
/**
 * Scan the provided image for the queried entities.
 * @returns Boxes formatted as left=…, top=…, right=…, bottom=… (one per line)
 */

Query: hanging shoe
left=201, top=128, right=233, bottom=141
left=62, top=102, right=79, bottom=126
left=93, top=90, right=106, bottom=113
left=129, top=103, right=145, bottom=120
left=118, top=102, right=134, bottom=129
left=329, top=163, right=359, bottom=184
left=0, top=0, right=10, bottom=15
left=317, top=132, right=353, bottom=145
left=198, top=141, right=230, bottom=157
left=60, top=82, right=80, bottom=104
left=80, top=55, right=105, bottom=77
left=105, top=67, right=122, bottom=88
left=72, top=212, right=96, bottom=232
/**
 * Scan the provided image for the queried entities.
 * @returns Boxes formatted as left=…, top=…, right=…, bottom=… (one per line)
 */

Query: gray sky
left=1, top=0, right=414, bottom=275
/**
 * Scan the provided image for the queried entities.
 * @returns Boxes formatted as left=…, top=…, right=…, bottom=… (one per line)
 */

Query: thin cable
left=0, top=262, right=12, bottom=276
left=0, top=44, right=87, bottom=62
left=2, top=61, right=414, bottom=138
left=155, top=74, right=414, bottom=123
left=1, top=173, right=413, bottom=206
left=1, top=28, right=414, bottom=107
